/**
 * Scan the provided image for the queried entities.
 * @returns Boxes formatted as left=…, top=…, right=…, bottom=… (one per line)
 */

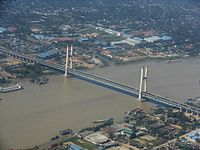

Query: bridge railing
left=0, top=48, right=35, bottom=61
left=71, top=69, right=139, bottom=92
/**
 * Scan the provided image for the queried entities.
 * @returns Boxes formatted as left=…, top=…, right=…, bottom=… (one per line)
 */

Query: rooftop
left=85, top=132, right=108, bottom=144
left=187, top=129, right=200, bottom=141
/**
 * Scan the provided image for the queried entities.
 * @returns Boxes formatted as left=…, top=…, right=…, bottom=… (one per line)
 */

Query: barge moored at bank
left=0, top=84, right=23, bottom=93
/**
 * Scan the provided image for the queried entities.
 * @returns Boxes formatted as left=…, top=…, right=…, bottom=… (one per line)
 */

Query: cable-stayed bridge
left=1, top=47, right=200, bottom=115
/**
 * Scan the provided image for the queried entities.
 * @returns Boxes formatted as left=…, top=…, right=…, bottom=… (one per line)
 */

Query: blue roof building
left=0, top=27, right=7, bottom=33
left=122, top=33, right=133, bottom=38
left=38, top=50, right=59, bottom=59
left=79, top=37, right=90, bottom=42
left=187, top=130, right=200, bottom=141
left=132, top=37, right=144, bottom=41
left=94, top=40, right=103, bottom=45
left=161, top=35, right=173, bottom=41
left=70, top=144, right=82, bottom=150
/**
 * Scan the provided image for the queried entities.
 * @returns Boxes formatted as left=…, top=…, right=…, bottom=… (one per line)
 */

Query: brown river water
left=0, top=58, right=200, bottom=149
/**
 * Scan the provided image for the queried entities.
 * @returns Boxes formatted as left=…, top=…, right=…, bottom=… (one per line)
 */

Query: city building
left=144, top=36, right=161, bottom=43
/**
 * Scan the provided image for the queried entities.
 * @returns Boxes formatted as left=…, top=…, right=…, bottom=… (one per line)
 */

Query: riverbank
left=28, top=107, right=200, bottom=150
left=0, top=58, right=200, bottom=149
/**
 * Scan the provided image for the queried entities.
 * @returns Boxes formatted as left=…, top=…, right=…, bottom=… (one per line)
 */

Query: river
left=0, top=58, right=200, bottom=149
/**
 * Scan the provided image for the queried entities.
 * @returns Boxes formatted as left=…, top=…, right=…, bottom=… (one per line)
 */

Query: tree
left=130, top=133, right=136, bottom=139
left=155, top=108, right=165, bottom=114
left=160, top=115, right=165, bottom=121
left=196, top=138, right=200, bottom=143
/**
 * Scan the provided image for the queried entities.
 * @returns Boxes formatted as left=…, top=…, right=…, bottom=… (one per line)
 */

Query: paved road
left=152, top=128, right=200, bottom=150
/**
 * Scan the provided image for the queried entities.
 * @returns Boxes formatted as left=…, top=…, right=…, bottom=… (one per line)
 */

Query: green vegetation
left=167, top=111, right=190, bottom=123
left=114, top=60, right=124, bottom=65
left=0, top=77, right=10, bottom=84
left=197, top=138, right=200, bottom=143
left=74, top=66, right=88, bottom=70
left=98, top=34, right=125, bottom=42
left=69, top=137, right=97, bottom=150
left=79, top=28, right=107, bottom=36
left=95, top=53, right=111, bottom=67
left=113, top=51, right=126, bottom=57
left=155, top=108, right=165, bottom=114
left=5, top=63, right=43, bottom=78
left=80, top=119, right=114, bottom=132
left=0, top=53, right=6, bottom=59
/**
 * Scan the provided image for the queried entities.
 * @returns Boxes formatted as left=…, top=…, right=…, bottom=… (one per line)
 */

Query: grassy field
left=79, top=28, right=125, bottom=42
left=69, top=137, right=98, bottom=150
left=79, top=28, right=107, bottom=36
left=98, top=34, right=125, bottom=42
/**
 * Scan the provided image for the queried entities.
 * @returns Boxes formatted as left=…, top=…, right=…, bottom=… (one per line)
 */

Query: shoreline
left=1, top=57, right=200, bottom=149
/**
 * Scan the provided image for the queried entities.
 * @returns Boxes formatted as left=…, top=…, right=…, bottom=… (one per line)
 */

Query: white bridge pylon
left=138, top=66, right=148, bottom=100
left=64, top=45, right=74, bottom=77
left=70, top=45, right=73, bottom=69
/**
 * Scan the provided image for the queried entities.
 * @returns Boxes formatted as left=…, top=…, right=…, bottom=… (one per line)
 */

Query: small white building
left=84, top=132, right=109, bottom=144
left=123, top=38, right=142, bottom=46
left=144, top=36, right=161, bottom=43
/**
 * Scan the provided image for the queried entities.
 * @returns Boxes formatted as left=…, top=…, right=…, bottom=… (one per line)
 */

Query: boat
left=59, top=129, right=72, bottom=135
left=92, top=117, right=113, bottom=123
left=0, top=84, right=23, bottom=93
left=31, top=76, right=49, bottom=85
